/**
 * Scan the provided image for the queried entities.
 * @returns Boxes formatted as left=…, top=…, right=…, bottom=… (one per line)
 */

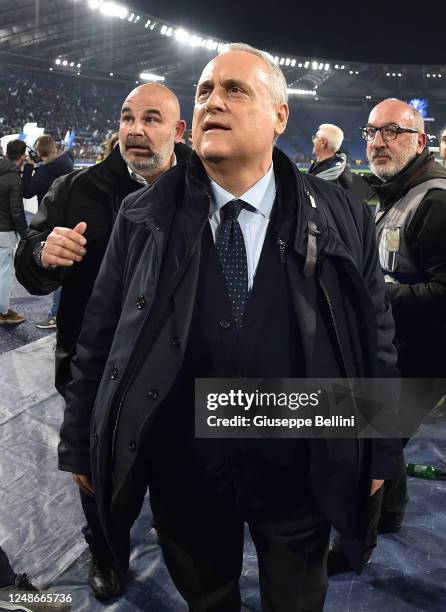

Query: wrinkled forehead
left=197, top=51, right=271, bottom=92
left=121, top=90, right=178, bottom=117
left=368, top=103, right=414, bottom=127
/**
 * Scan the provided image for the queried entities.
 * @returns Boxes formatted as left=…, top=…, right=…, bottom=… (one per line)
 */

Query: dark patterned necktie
left=215, top=199, right=248, bottom=327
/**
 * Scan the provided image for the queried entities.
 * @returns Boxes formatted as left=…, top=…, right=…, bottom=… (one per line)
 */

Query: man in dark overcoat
left=59, top=44, right=401, bottom=611
left=15, top=83, right=188, bottom=599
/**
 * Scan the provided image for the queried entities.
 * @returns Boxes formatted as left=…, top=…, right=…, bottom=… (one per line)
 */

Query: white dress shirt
left=208, top=165, right=276, bottom=289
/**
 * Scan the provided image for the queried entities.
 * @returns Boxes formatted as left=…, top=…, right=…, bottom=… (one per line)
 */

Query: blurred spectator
left=22, top=135, right=74, bottom=205
left=96, top=132, right=119, bottom=163
left=22, top=134, right=74, bottom=330
left=0, top=140, right=27, bottom=324
left=309, top=123, right=374, bottom=200
left=440, top=125, right=446, bottom=166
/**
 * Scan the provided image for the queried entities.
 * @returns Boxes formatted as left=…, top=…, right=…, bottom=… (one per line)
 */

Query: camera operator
left=22, top=135, right=74, bottom=206
left=21, top=135, right=74, bottom=329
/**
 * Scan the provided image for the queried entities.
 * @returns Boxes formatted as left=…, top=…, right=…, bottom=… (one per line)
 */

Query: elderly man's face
left=312, top=132, right=326, bottom=158
left=192, top=51, right=287, bottom=168
left=366, top=100, right=425, bottom=180
left=440, top=129, right=446, bottom=165
left=119, top=84, right=185, bottom=178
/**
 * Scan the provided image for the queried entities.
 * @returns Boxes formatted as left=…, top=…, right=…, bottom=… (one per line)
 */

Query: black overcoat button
left=147, top=389, right=159, bottom=400
left=172, top=337, right=181, bottom=348
left=109, top=366, right=118, bottom=380
left=219, top=319, right=232, bottom=329
left=136, top=295, right=146, bottom=310
left=128, top=441, right=136, bottom=452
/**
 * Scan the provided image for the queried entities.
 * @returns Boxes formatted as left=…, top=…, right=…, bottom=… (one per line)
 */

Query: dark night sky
left=127, top=1, right=445, bottom=65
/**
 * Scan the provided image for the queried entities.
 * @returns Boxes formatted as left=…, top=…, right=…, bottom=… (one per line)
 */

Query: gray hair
left=221, top=42, right=288, bottom=106
left=317, top=123, right=344, bottom=152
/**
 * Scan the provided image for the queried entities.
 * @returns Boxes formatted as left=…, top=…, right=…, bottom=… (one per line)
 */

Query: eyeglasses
left=360, top=124, right=418, bottom=142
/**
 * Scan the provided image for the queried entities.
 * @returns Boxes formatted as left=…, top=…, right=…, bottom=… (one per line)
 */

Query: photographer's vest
left=375, top=178, right=446, bottom=284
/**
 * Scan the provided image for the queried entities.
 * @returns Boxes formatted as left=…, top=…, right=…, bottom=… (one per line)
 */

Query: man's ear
left=274, top=103, right=289, bottom=138
left=416, top=132, right=427, bottom=154
left=175, top=120, right=187, bottom=143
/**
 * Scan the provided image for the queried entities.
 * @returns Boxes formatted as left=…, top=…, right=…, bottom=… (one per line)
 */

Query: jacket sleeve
left=9, top=176, right=27, bottom=238
left=14, top=174, right=72, bottom=294
left=21, top=163, right=50, bottom=199
left=361, top=202, right=402, bottom=480
left=361, top=202, right=399, bottom=378
left=58, top=208, right=129, bottom=475
left=385, top=191, right=446, bottom=341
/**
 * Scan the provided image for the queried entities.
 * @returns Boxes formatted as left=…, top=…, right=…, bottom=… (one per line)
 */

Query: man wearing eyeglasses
left=330, top=98, right=446, bottom=574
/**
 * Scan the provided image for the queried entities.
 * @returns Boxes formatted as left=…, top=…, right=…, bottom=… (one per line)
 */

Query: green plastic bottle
left=406, top=463, right=446, bottom=480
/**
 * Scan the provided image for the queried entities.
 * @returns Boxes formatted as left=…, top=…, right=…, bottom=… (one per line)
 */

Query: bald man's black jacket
left=15, top=143, right=191, bottom=394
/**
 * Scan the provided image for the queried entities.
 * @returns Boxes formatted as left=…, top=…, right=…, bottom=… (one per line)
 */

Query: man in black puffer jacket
left=330, top=98, right=446, bottom=574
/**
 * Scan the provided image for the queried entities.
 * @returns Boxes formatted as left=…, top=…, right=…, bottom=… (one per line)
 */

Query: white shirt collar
left=209, top=164, right=276, bottom=218
left=127, top=152, right=177, bottom=186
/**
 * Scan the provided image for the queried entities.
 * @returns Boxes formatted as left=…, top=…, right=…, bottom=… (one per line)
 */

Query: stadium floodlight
left=77, top=63, right=81, bottom=68
left=311, top=61, right=318, bottom=70
left=206, top=39, right=218, bottom=50
left=304, top=61, right=309, bottom=68
left=175, top=28, right=190, bottom=43
left=291, top=59, right=296, bottom=67
left=324, top=63, right=330, bottom=71
left=55, top=58, right=61, bottom=65
left=88, top=1, right=128, bottom=20
left=62, top=60, right=68, bottom=66
left=110, top=72, right=114, bottom=76
left=70, top=62, right=74, bottom=67
left=140, top=72, right=165, bottom=82
left=287, top=88, right=317, bottom=96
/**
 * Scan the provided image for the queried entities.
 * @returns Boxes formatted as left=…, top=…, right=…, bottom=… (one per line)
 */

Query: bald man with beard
left=329, top=98, right=446, bottom=574
left=15, top=83, right=189, bottom=600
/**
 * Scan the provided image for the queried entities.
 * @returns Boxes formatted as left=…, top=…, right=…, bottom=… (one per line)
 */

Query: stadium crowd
left=0, top=66, right=127, bottom=161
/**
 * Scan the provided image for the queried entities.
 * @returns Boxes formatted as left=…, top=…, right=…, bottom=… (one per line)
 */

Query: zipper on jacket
left=277, top=239, right=286, bottom=263
left=305, top=188, right=317, bottom=209
left=319, top=278, right=349, bottom=378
